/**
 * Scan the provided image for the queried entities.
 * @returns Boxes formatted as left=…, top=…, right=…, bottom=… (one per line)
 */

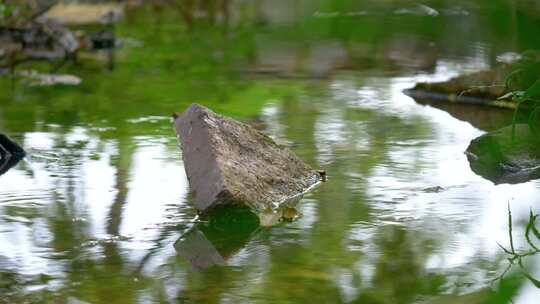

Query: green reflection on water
left=1, top=1, right=540, bottom=303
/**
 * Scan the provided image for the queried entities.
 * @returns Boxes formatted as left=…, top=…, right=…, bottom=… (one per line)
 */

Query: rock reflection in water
left=409, top=99, right=517, bottom=132
left=174, top=207, right=259, bottom=270
left=175, top=204, right=301, bottom=269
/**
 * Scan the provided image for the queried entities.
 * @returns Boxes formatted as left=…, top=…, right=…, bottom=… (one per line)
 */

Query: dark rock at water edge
left=173, top=103, right=321, bottom=214
left=466, top=124, right=540, bottom=184
left=0, top=134, right=25, bottom=176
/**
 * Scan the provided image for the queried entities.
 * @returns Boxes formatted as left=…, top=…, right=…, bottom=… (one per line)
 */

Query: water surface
left=1, top=1, right=540, bottom=303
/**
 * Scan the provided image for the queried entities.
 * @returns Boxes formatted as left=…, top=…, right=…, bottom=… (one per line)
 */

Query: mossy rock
left=466, top=124, right=540, bottom=184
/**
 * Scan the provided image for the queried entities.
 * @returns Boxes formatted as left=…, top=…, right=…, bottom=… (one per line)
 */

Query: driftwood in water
left=404, top=67, right=520, bottom=109
left=404, top=87, right=518, bottom=109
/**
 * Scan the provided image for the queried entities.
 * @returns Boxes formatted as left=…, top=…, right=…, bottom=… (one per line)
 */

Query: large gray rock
left=173, top=103, right=321, bottom=213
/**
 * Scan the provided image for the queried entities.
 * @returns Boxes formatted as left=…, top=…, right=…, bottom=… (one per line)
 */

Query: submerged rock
left=0, top=134, right=25, bottom=176
left=173, top=103, right=321, bottom=214
left=466, top=124, right=540, bottom=184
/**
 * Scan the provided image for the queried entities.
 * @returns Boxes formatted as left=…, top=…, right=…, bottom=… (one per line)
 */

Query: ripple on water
left=0, top=189, right=53, bottom=206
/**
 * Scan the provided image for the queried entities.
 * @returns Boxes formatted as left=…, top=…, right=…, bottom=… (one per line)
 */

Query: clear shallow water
left=1, top=1, right=540, bottom=303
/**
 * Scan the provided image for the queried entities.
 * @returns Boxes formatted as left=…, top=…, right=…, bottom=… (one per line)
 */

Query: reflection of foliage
left=502, top=54, right=540, bottom=141
left=495, top=205, right=540, bottom=288
left=0, top=0, right=41, bottom=26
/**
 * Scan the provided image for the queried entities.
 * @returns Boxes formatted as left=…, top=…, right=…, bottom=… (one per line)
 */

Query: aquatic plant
left=500, top=54, right=540, bottom=141
left=495, top=205, right=540, bottom=288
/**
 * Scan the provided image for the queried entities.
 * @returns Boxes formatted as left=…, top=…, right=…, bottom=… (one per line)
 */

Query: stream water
left=1, top=1, right=540, bottom=303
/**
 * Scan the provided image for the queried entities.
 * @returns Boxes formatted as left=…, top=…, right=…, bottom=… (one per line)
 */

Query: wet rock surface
left=466, top=124, right=540, bottom=184
left=0, top=134, right=25, bottom=176
left=173, top=103, right=321, bottom=213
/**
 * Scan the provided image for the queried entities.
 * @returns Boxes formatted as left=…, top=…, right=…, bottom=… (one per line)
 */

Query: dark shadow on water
left=0, top=134, right=25, bottom=177
left=174, top=206, right=260, bottom=270
left=409, top=97, right=522, bottom=132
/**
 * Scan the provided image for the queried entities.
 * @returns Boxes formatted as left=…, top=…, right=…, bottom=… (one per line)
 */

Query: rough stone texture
left=466, top=124, right=540, bottom=184
left=173, top=103, right=320, bottom=213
